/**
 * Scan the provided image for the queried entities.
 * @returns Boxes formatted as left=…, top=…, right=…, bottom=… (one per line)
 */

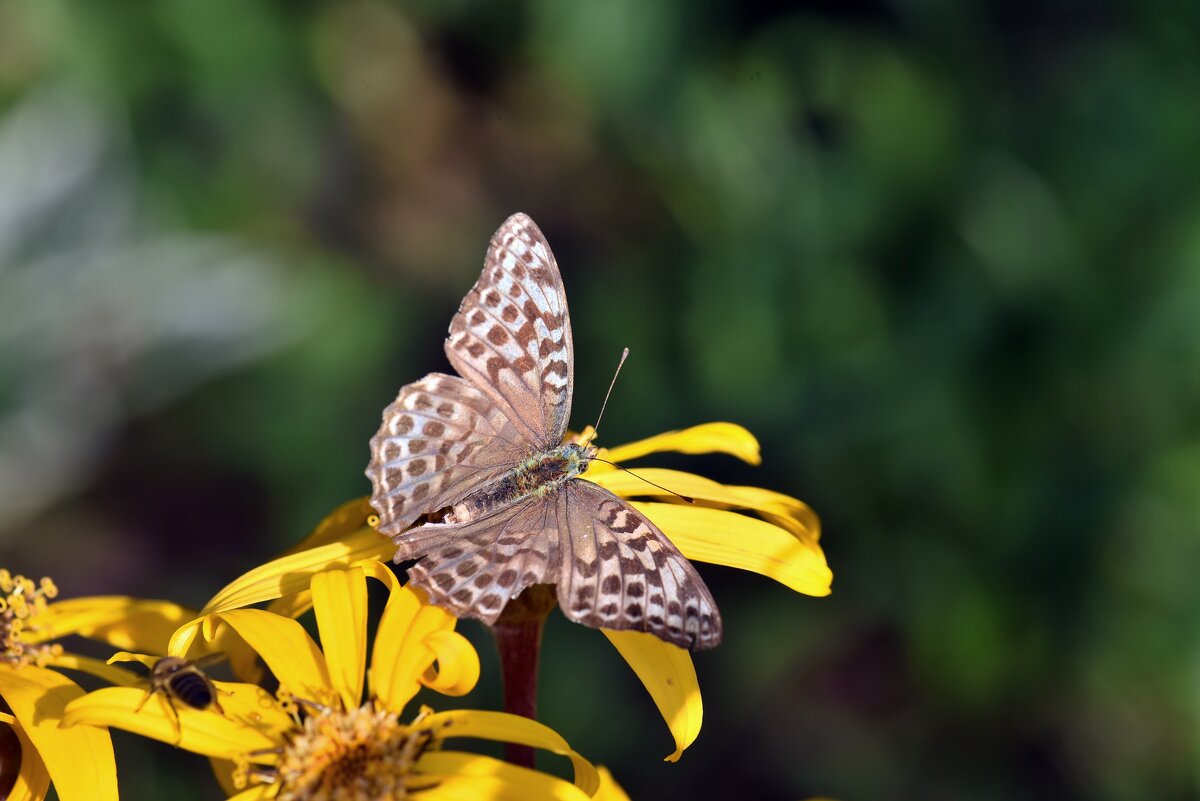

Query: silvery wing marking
left=556, top=480, right=722, bottom=650
left=444, top=213, right=574, bottom=450
left=366, top=372, right=528, bottom=536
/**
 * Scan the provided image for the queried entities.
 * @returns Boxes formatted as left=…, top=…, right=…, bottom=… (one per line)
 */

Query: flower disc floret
left=273, top=702, right=433, bottom=801
left=0, top=571, right=63, bottom=667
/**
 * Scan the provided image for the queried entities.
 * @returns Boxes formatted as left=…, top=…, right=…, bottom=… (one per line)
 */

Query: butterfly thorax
left=448, top=442, right=596, bottom=524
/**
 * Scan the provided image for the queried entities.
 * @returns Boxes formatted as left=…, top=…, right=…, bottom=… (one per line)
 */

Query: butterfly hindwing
left=399, top=498, right=562, bottom=624
left=444, top=213, right=574, bottom=450
left=366, top=372, right=528, bottom=535
left=556, top=480, right=723, bottom=650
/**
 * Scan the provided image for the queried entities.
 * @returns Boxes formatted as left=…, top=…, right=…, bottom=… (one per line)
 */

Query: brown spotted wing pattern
left=366, top=372, right=526, bottom=536
left=444, top=215, right=573, bottom=449
left=394, top=482, right=721, bottom=649
left=556, top=482, right=721, bottom=649
left=366, top=213, right=723, bottom=650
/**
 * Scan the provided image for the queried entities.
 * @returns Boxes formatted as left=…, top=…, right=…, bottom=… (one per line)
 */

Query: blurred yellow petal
left=46, top=654, right=140, bottom=687
left=28, top=597, right=196, bottom=651
left=594, top=767, right=632, bottom=801
left=106, top=651, right=157, bottom=668
left=210, top=757, right=241, bottom=798
left=631, top=501, right=833, bottom=596
left=602, top=423, right=761, bottom=466
left=417, top=751, right=592, bottom=801
left=423, top=710, right=599, bottom=795
left=62, top=683, right=286, bottom=762
left=602, top=629, right=702, bottom=762
left=282, top=497, right=375, bottom=555
left=209, top=609, right=330, bottom=704
left=589, top=468, right=820, bottom=544
left=9, top=725, right=51, bottom=801
left=0, top=664, right=117, bottom=801
left=312, top=566, right=368, bottom=710
left=419, top=630, right=480, bottom=697
left=225, top=786, right=273, bottom=801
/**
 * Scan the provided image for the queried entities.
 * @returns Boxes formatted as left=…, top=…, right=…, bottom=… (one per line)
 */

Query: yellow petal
left=208, top=609, right=331, bottom=704
left=106, top=651, right=158, bottom=668
left=210, top=757, right=241, bottom=797
left=9, top=724, right=51, bottom=801
left=46, top=654, right=140, bottom=687
left=312, top=566, right=368, bottom=710
left=226, top=639, right=265, bottom=686
left=601, top=423, right=762, bottom=466
left=266, top=590, right=314, bottom=619
left=417, top=751, right=592, bottom=801
left=61, top=683, right=287, bottom=761
left=602, top=629, right=702, bottom=762
left=282, top=497, right=376, bottom=555
left=385, top=603, right=462, bottom=708
left=29, top=597, right=196, bottom=651
left=169, top=527, right=392, bottom=655
left=589, top=468, right=821, bottom=544
left=361, top=561, right=466, bottom=711
left=594, top=767, right=632, bottom=801
left=419, top=630, right=480, bottom=697
left=362, top=560, right=417, bottom=708
left=200, top=528, right=391, bottom=618
left=423, top=710, right=599, bottom=795
left=225, top=786, right=273, bottom=801
left=0, top=664, right=118, bottom=801
left=169, top=623, right=202, bottom=659
left=631, top=501, right=833, bottom=596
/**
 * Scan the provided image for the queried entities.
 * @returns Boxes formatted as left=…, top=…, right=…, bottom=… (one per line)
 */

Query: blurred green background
left=2, top=1, right=1198, bottom=799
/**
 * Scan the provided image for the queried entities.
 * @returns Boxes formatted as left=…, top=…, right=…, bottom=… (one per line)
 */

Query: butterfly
left=365, top=213, right=721, bottom=650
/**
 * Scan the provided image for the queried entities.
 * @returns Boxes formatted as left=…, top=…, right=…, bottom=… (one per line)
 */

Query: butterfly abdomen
left=451, top=443, right=593, bottom=522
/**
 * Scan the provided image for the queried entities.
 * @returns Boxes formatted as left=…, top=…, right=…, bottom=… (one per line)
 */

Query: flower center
left=274, top=702, right=433, bottom=801
left=0, top=571, right=61, bottom=667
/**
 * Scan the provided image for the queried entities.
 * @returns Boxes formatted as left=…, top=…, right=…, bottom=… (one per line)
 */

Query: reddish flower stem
left=491, top=583, right=558, bottom=768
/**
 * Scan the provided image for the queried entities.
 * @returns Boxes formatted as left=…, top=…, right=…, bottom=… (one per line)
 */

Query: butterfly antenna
left=591, top=458, right=695, bottom=504
left=584, top=347, right=629, bottom=446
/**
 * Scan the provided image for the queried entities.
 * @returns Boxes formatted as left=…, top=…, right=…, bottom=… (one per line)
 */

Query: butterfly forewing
left=556, top=481, right=722, bottom=650
left=445, top=213, right=573, bottom=449
left=366, top=372, right=528, bottom=535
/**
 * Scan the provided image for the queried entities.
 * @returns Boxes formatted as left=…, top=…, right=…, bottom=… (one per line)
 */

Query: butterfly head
left=561, top=441, right=598, bottom=479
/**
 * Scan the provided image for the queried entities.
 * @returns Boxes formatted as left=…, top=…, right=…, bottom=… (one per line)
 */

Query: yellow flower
left=0, top=568, right=203, bottom=801
left=65, top=560, right=601, bottom=801
left=153, top=422, right=829, bottom=763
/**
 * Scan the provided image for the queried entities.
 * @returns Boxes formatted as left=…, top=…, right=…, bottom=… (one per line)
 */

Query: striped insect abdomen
left=168, top=670, right=215, bottom=710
